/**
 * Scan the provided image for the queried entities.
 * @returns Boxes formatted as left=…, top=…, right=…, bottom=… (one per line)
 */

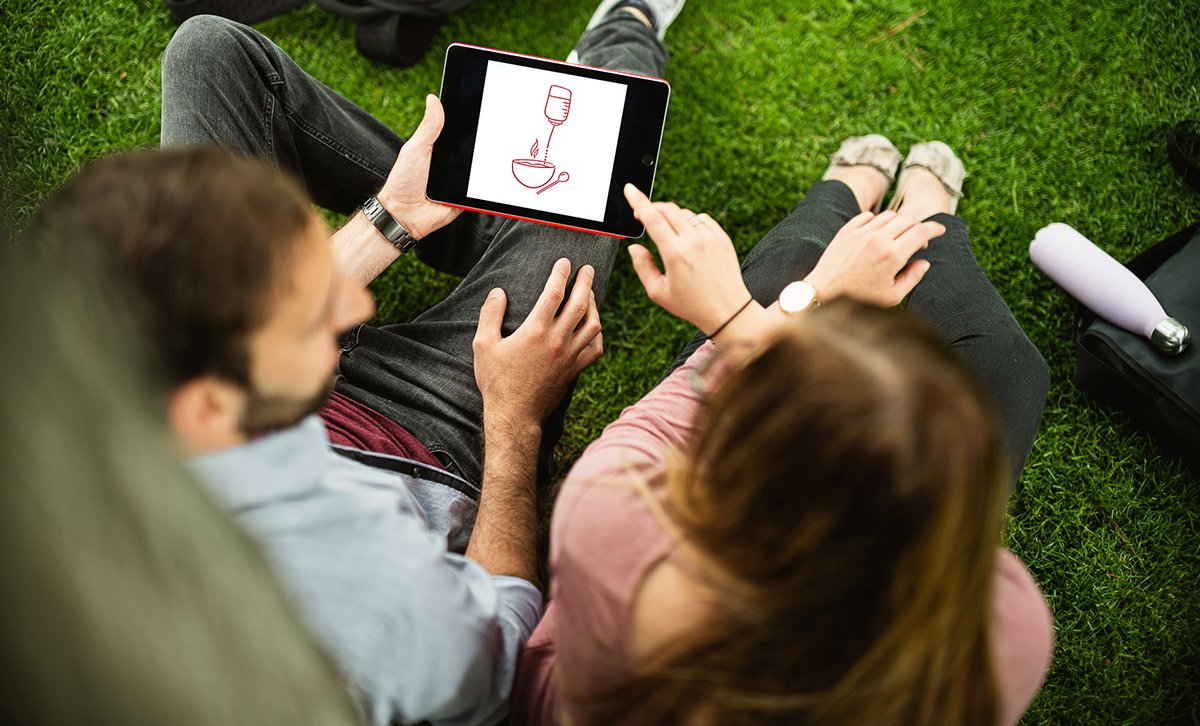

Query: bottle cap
left=1151, top=317, right=1190, bottom=355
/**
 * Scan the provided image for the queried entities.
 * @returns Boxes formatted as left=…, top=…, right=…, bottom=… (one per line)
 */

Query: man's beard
left=238, top=377, right=335, bottom=437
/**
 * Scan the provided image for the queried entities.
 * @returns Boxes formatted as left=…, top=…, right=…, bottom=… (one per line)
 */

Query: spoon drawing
left=537, top=171, right=569, bottom=194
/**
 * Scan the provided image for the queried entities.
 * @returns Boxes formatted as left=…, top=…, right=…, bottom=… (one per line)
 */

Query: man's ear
left=167, top=376, right=245, bottom=456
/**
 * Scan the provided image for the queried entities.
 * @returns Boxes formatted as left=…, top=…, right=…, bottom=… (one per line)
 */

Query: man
left=0, top=243, right=357, bottom=726
left=33, top=1, right=683, bottom=724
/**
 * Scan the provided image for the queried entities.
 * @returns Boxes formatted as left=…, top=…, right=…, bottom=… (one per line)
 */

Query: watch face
left=779, top=281, right=816, bottom=314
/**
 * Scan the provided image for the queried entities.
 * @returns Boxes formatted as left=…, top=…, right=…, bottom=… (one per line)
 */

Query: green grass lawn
left=4, top=0, right=1200, bottom=721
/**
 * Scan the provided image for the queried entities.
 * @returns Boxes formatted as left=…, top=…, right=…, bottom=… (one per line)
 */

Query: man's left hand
left=472, top=259, right=603, bottom=432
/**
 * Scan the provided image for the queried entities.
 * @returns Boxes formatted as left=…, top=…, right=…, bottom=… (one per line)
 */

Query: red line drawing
left=543, top=85, right=571, bottom=156
left=511, top=85, right=574, bottom=194
left=536, top=171, right=569, bottom=194
left=511, top=158, right=557, bottom=188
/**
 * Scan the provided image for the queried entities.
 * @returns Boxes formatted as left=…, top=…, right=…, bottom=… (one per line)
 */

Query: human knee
left=988, top=322, right=1051, bottom=422
left=162, top=15, right=247, bottom=82
left=1008, top=326, right=1051, bottom=401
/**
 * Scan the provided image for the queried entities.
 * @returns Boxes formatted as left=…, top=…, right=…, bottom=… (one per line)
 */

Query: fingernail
left=488, top=288, right=502, bottom=300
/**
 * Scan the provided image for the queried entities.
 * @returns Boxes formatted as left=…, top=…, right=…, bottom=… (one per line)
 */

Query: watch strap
left=361, top=196, right=418, bottom=254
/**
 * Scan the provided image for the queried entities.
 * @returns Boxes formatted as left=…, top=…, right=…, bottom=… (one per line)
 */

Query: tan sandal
left=887, top=141, right=966, bottom=215
left=821, top=134, right=904, bottom=213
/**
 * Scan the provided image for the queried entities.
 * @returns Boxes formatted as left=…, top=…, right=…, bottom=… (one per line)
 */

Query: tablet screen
left=467, top=61, right=628, bottom=222
left=430, top=44, right=670, bottom=237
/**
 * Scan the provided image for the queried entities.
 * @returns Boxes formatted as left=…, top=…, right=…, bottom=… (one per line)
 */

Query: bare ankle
left=896, top=168, right=953, bottom=220
left=827, top=166, right=888, bottom=213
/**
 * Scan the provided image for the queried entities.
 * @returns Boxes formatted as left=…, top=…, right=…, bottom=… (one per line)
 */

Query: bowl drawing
left=512, top=158, right=556, bottom=188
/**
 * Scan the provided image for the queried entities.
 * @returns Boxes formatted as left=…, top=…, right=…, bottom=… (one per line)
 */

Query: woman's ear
left=167, top=376, right=246, bottom=456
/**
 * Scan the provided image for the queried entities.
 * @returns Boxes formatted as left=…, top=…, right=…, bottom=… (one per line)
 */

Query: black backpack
left=1073, top=121, right=1200, bottom=472
left=165, top=0, right=480, bottom=67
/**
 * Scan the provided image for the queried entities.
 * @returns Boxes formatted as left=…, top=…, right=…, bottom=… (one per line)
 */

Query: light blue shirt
left=191, top=416, right=543, bottom=726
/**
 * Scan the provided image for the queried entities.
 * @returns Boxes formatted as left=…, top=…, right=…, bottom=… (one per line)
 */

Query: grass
left=4, top=0, right=1200, bottom=721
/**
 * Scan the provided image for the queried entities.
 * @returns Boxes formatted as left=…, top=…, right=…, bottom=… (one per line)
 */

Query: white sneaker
left=566, top=0, right=686, bottom=61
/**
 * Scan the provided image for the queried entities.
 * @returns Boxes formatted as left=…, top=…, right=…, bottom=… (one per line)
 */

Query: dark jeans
left=161, top=13, right=668, bottom=487
left=662, top=181, right=1051, bottom=485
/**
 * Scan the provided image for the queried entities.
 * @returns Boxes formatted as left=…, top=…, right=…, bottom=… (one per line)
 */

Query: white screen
left=466, top=60, right=628, bottom=223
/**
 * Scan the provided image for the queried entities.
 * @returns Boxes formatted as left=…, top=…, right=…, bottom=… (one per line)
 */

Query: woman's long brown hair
left=594, top=300, right=1009, bottom=725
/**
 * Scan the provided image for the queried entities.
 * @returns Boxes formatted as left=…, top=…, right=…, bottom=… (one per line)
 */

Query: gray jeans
left=662, top=181, right=1051, bottom=485
left=161, top=12, right=668, bottom=487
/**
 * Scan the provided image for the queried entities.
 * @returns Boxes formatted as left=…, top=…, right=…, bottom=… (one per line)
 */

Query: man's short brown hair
left=28, top=147, right=315, bottom=386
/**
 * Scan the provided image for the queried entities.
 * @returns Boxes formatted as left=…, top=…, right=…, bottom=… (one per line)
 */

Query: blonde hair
left=598, top=300, right=1007, bottom=725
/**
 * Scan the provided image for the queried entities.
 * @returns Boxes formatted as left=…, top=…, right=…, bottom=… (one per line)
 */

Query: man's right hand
left=376, top=94, right=463, bottom=241
left=472, top=258, right=603, bottom=431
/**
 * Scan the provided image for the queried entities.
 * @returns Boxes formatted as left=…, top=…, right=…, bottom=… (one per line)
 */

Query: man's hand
left=376, top=94, right=462, bottom=240
left=467, top=259, right=601, bottom=585
left=472, top=258, right=603, bottom=431
left=804, top=210, right=941, bottom=307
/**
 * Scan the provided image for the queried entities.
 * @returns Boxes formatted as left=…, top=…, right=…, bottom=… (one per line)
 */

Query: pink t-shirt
left=513, top=343, right=1054, bottom=725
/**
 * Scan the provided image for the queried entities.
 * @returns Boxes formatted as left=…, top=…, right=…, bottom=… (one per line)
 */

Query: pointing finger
left=625, top=184, right=678, bottom=250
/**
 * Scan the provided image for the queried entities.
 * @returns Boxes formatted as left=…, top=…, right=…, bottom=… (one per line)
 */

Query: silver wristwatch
left=361, top=196, right=418, bottom=254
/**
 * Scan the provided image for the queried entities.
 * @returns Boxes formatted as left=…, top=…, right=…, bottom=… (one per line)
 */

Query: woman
left=513, top=137, right=1054, bottom=724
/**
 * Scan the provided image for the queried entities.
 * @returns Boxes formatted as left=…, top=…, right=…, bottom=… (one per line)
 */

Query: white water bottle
left=1029, top=223, right=1190, bottom=355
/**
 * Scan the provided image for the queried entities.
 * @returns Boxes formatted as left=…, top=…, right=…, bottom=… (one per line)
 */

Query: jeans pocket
left=338, top=324, right=364, bottom=355
left=336, top=324, right=365, bottom=379
left=424, top=443, right=471, bottom=483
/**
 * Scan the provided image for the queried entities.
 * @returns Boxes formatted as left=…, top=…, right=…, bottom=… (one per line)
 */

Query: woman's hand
left=623, top=184, right=756, bottom=336
left=804, top=210, right=941, bottom=307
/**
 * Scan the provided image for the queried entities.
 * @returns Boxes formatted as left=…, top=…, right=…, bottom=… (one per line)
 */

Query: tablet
left=428, top=43, right=671, bottom=238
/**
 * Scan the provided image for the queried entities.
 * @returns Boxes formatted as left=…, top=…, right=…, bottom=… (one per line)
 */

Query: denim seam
left=281, top=102, right=391, bottom=180
left=263, top=89, right=276, bottom=162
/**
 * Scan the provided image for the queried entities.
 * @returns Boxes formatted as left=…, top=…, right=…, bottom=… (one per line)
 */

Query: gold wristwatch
left=778, top=280, right=820, bottom=315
